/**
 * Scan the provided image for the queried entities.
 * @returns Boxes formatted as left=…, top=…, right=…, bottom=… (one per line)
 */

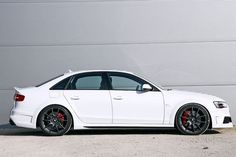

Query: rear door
left=63, top=72, right=112, bottom=124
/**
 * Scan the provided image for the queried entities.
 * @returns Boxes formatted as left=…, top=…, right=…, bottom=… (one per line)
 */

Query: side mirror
left=142, top=84, right=152, bottom=91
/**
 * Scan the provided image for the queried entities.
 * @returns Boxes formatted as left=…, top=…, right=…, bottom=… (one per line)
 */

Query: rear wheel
left=38, top=105, right=72, bottom=136
left=175, top=104, right=210, bottom=135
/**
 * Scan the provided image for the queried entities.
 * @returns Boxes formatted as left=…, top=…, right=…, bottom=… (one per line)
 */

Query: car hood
left=163, top=89, right=225, bottom=102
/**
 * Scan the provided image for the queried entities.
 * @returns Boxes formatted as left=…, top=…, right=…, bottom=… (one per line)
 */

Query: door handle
left=113, top=96, right=123, bottom=100
left=71, top=96, right=80, bottom=100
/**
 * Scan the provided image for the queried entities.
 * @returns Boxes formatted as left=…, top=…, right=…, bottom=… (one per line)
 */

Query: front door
left=108, top=72, right=164, bottom=124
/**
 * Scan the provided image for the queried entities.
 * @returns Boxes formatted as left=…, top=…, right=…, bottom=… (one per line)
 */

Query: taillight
left=14, top=93, right=25, bottom=102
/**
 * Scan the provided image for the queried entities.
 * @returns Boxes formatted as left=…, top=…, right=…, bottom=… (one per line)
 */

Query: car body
left=10, top=70, right=233, bottom=135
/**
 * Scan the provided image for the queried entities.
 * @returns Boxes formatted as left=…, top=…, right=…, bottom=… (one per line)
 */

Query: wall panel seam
left=1, top=40, right=236, bottom=48
left=0, top=0, right=153, bottom=4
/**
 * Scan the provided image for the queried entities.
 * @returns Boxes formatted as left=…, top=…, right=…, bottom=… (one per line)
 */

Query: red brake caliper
left=182, top=111, right=190, bottom=125
left=56, top=112, right=65, bottom=123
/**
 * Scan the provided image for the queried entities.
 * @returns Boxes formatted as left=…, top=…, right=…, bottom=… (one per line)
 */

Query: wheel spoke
left=191, top=107, right=194, bottom=116
left=197, top=120, right=206, bottom=124
left=44, top=123, right=53, bottom=129
left=196, top=108, right=200, bottom=116
left=58, top=122, right=65, bottom=129
left=55, top=125, right=59, bottom=132
left=44, top=113, right=51, bottom=117
left=43, top=119, right=51, bottom=122
left=195, top=123, right=202, bottom=131
left=198, top=115, right=206, bottom=118
left=192, top=124, right=195, bottom=132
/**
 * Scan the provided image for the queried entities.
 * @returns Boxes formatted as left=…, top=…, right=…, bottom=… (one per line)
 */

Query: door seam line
left=108, top=90, right=114, bottom=124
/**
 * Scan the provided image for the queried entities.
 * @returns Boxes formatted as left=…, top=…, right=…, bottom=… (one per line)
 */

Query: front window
left=108, top=73, right=144, bottom=91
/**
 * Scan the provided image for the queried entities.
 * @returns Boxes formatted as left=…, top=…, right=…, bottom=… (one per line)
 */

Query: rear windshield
left=36, top=74, right=63, bottom=87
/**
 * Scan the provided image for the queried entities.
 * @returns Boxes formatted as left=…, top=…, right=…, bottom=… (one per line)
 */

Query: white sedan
left=10, top=70, right=233, bottom=136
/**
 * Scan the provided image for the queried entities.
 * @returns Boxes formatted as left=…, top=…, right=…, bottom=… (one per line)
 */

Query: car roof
left=64, top=69, right=135, bottom=76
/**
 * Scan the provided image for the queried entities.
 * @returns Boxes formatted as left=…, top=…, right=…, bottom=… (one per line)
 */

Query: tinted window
left=70, top=74, right=106, bottom=90
left=50, top=76, right=71, bottom=90
left=109, top=75, right=143, bottom=91
left=36, top=74, right=63, bottom=87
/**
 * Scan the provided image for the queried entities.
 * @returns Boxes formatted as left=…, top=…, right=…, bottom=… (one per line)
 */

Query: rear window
left=36, top=74, right=63, bottom=87
left=50, top=76, right=71, bottom=90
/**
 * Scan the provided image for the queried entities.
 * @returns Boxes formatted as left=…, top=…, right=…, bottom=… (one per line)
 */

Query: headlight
left=213, top=101, right=228, bottom=108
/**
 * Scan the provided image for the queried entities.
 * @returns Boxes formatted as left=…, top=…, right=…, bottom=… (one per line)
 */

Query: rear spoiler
left=64, top=69, right=73, bottom=74
left=14, top=87, right=22, bottom=93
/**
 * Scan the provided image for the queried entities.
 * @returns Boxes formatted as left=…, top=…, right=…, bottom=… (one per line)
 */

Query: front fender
left=164, top=98, right=215, bottom=126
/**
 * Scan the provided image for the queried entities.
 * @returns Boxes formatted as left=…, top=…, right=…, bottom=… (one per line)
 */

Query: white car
left=10, top=70, right=233, bottom=136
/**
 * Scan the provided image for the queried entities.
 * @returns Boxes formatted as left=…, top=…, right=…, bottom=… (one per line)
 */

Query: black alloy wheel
left=176, top=104, right=210, bottom=135
left=38, top=105, right=72, bottom=136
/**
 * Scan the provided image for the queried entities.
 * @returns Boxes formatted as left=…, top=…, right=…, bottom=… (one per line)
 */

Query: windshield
left=36, top=74, right=63, bottom=87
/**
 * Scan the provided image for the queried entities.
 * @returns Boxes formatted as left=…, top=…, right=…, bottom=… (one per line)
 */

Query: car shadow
left=0, top=123, right=220, bottom=137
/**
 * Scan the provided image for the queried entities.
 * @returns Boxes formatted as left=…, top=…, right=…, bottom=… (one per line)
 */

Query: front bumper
left=223, top=117, right=232, bottom=124
left=211, top=108, right=233, bottom=129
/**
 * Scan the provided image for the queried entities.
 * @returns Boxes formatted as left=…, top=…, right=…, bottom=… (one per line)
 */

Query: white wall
left=0, top=0, right=236, bottom=124
left=1, top=0, right=236, bottom=45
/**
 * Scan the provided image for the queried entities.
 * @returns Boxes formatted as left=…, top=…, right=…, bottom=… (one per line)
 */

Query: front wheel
left=38, top=105, right=72, bottom=136
left=175, top=104, right=210, bottom=135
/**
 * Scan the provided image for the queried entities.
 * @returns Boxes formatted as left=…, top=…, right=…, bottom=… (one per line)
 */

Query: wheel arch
left=173, top=103, right=212, bottom=129
left=36, top=104, right=74, bottom=129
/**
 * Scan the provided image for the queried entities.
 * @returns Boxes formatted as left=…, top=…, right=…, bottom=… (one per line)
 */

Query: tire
left=175, top=103, right=210, bottom=135
left=38, top=105, right=72, bottom=136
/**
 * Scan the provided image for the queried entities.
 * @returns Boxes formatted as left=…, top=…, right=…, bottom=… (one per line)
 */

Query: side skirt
left=84, top=126, right=174, bottom=129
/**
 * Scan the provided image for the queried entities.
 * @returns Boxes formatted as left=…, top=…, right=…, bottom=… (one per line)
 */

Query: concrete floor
left=0, top=124, right=235, bottom=157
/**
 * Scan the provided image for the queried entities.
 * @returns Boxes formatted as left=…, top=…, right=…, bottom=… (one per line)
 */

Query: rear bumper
left=9, top=118, right=15, bottom=126
left=9, top=109, right=36, bottom=129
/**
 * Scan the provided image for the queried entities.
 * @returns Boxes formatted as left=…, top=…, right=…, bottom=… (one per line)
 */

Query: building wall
left=0, top=0, right=236, bottom=124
